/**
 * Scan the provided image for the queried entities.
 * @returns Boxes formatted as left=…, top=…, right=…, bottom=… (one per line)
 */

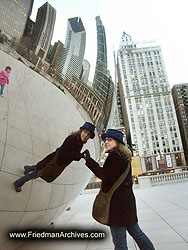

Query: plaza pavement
left=18, top=182, right=188, bottom=250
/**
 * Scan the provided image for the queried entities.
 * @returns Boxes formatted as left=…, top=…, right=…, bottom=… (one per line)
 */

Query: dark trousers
left=110, top=222, right=155, bottom=250
left=14, top=165, right=38, bottom=187
left=0, top=84, right=5, bottom=95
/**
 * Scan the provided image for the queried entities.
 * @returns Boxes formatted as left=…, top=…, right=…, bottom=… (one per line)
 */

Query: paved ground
left=17, top=182, right=188, bottom=250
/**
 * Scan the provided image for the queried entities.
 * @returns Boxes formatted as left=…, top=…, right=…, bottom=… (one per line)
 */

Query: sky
left=31, top=0, right=188, bottom=86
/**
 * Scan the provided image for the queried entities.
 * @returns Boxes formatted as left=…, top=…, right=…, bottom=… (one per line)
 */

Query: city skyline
left=30, top=0, right=188, bottom=86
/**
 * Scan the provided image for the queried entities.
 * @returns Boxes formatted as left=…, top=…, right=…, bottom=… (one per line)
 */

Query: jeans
left=14, top=165, right=39, bottom=187
left=0, top=84, right=5, bottom=95
left=110, top=222, right=155, bottom=250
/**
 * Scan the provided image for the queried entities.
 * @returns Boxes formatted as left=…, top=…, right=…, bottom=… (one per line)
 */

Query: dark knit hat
left=80, top=122, right=95, bottom=139
left=102, top=129, right=125, bottom=145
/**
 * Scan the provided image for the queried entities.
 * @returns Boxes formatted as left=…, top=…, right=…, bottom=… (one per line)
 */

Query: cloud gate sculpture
left=0, top=50, right=100, bottom=249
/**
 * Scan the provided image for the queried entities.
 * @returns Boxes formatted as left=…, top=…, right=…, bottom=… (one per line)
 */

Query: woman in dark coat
left=14, top=122, right=95, bottom=192
left=82, top=129, right=155, bottom=250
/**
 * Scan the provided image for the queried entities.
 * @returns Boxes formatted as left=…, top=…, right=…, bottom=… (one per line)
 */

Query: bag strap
left=108, top=162, right=131, bottom=196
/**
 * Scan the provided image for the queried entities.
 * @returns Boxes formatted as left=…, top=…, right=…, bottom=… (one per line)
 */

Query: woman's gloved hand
left=82, top=149, right=90, bottom=160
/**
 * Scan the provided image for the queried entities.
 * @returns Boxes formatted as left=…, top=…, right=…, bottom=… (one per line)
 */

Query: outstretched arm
left=83, top=150, right=128, bottom=189
left=84, top=152, right=118, bottom=184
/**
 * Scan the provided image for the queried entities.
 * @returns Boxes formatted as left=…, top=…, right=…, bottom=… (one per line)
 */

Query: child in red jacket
left=0, top=66, right=11, bottom=97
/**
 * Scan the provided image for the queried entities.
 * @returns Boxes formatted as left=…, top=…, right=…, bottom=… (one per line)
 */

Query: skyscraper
left=117, top=32, right=185, bottom=173
left=49, top=40, right=64, bottom=70
left=113, top=51, right=125, bottom=128
left=92, top=16, right=114, bottom=131
left=80, top=59, right=90, bottom=84
left=56, top=17, right=86, bottom=81
left=172, top=83, right=188, bottom=165
left=93, top=16, right=109, bottom=102
left=0, top=0, right=34, bottom=42
left=32, top=2, right=56, bottom=61
left=16, top=18, right=35, bottom=57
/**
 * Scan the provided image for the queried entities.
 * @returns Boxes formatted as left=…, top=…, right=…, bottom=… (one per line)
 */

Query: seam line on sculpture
left=0, top=170, right=88, bottom=186
left=1, top=170, right=89, bottom=186
left=22, top=77, right=36, bottom=216
left=0, top=199, right=73, bottom=213
left=0, top=85, right=9, bottom=170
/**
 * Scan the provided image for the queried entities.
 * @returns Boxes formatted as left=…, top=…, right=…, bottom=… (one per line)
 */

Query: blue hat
left=102, top=129, right=125, bottom=145
left=80, top=122, right=95, bottom=139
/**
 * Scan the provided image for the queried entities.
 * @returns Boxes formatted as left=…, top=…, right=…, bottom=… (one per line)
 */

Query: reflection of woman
left=14, top=122, right=95, bottom=192
left=82, top=129, right=155, bottom=250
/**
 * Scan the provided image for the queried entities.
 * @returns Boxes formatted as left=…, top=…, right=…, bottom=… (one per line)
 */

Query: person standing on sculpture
left=14, top=122, right=95, bottom=192
left=0, top=66, right=11, bottom=97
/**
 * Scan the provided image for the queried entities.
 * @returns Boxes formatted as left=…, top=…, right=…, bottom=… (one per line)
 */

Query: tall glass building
left=32, top=2, right=56, bottom=61
left=56, top=17, right=86, bottom=81
left=93, top=16, right=110, bottom=103
left=92, top=16, right=114, bottom=131
left=0, top=0, right=34, bottom=42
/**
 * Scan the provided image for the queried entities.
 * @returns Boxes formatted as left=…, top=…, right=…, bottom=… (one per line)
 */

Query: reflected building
left=56, top=17, right=86, bottom=81
left=49, top=40, right=64, bottom=70
left=117, top=32, right=185, bottom=173
left=23, top=18, right=35, bottom=38
left=93, top=16, right=114, bottom=131
left=31, top=2, right=56, bottom=61
left=46, top=44, right=54, bottom=62
left=0, top=0, right=34, bottom=42
left=80, top=59, right=90, bottom=84
left=113, top=51, right=125, bottom=128
left=17, top=18, right=35, bottom=54
left=93, top=16, right=109, bottom=102
left=87, top=80, right=93, bottom=88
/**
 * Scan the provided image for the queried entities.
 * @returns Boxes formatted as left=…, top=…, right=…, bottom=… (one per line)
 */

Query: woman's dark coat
left=36, top=134, right=84, bottom=182
left=86, top=149, right=138, bottom=227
